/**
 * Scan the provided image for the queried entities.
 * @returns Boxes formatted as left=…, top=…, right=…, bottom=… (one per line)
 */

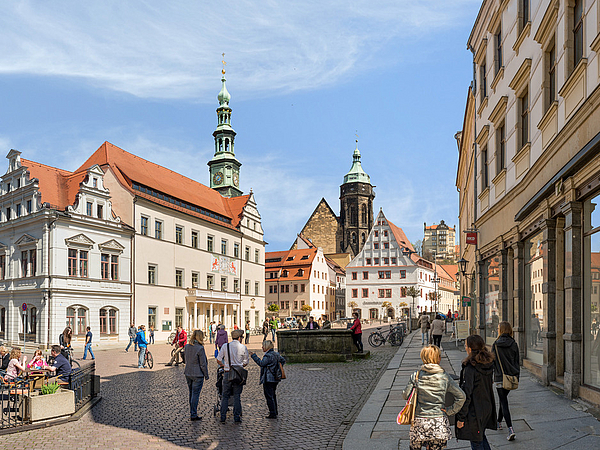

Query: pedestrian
left=492, top=321, right=520, bottom=441
left=249, top=339, right=286, bottom=419
left=83, top=326, right=95, bottom=360
left=245, top=320, right=251, bottom=344
left=59, top=326, right=73, bottom=360
left=216, top=329, right=249, bottom=423
left=215, top=324, right=228, bottom=351
left=184, top=330, right=209, bottom=421
left=305, top=316, right=320, bottom=330
left=402, top=345, right=465, bottom=450
left=262, top=319, right=270, bottom=341
left=269, top=317, right=278, bottom=341
left=430, top=315, right=445, bottom=349
left=456, top=334, right=497, bottom=450
left=0, top=346, right=10, bottom=370
left=136, top=325, right=148, bottom=369
left=529, top=314, right=540, bottom=347
left=209, top=321, right=215, bottom=344
left=417, top=314, right=430, bottom=345
left=149, top=326, right=155, bottom=345
left=166, top=325, right=187, bottom=366
left=126, top=323, right=137, bottom=352
left=349, top=312, right=363, bottom=352
left=317, top=317, right=323, bottom=328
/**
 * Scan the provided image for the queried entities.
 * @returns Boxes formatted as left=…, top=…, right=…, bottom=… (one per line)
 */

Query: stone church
left=292, top=142, right=375, bottom=260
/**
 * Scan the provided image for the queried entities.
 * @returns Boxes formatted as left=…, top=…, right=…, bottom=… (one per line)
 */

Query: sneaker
left=507, top=427, right=515, bottom=441
left=265, top=415, right=277, bottom=419
left=190, top=416, right=202, bottom=421
left=497, top=422, right=503, bottom=430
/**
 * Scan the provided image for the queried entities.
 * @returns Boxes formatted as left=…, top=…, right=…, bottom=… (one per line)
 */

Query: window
left=93, top=178, right=97, bottom=188
left=233, top=279, right=239, bottom=293
left=207, top=274, right=214, bottom=290
left=147, top=265, right=157, bottom=285
left=175, top=269, right=183, bottom=287
left=300, top=284, right=305, bottom=292
left=294, top=284, right=298, bottom=293
left=175, top=226, right=183, bottom=244
left=5, top=208, right=10, bottom=221
left=191, top=272, right=198, bottom=288
left=374, top=243, right=379, bottom=249
left=110, top=255, right=119, bottom=280
left=26, top=200, right=32, bottom=214
left=175, top=308, right=183, bottom=329
left=352, top=289, right=358, bottom=298
left=366, top=258, right=371, bottom=265
left=400, top=270, right=406, bottom=278
left=391, top=257, right=397, bottom=265
left=363, top=271, right=368, bottom=280
left=384, top=242, right=389, bottom=249
left=220, top=276, right=227, bottom=291
left=21, top=250, right=28, bottom=277
left=100, top=309, right=107, bottom=334
left=101, top=254, right=109, bottom=279
left=255, top=282, right=259, bottom=295
left=378, top=271, right=385, bottom=279
left=362, top=288, right=368, bottom=298
left=155, top=221, right=162, bottom=239
left=97, top=204, right=103, bottom=219
left=245, top=246, right=250, bottom=261
left=385, top=289, right=392, bottom=298
left=384, top=257, right=389, bottom=265
left=234, top=243, right=239, bottom=258
left=496, top=123, right=506, bottom=173
left=255, top=249, right=259, bottom=263
left=0, top=255, right=5, bottom=280
left=79, top=250, right=88, bottom=277
left=384, top=230, right=388, bottom=237
left=547, top=40, right=556, bottom=112
left=352, top=272, right=357, bottom=280
left=374, top=258, right=380, bottom=265
left=141, top=216, right=148, bottom=235
left=378, top=289, right=385, bottom=298
left=520, top=0, right=529, bottom=31
left=573, top=0, right=583, bottom=69
left=374, top=231, right=379, bottom=237
left=16, top=203, right=21, bottom=218
left=148, top=307, right=156, bottom=330
left=481, top=145, right=489, bottom=189
left=520, top=90, right=529, bottom=149
left=221, top=239, right=227, bottom=255
left=207, top=235, right=214, bottom=252
left=191, top=231, right=198, bottom=248
left=480, top=60, right=487, bottom=100
left=68, top=249, right=77, bottom=276
left=495, top=27, right=502, bottom=75
left=86, top=202, right=93, bottom=216
left=66, top=307, right=75, bottom=330
left=77, top=308, right=87, bottom=335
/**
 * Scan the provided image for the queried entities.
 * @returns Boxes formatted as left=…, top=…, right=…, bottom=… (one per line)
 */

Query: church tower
left=208, top=64, right=243, bottom=197
left=339, top=141, right=375, bottom=257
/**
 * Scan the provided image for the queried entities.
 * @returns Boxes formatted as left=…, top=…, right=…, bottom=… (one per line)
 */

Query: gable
left=65, top=234, right=95, bottom=248
left=98, top=239, right=125, bottom=253
left=294, top=198, right=340, bottom=254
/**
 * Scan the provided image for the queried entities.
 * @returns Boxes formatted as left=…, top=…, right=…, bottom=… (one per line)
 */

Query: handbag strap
left=494, top=343, right=506, bottom=376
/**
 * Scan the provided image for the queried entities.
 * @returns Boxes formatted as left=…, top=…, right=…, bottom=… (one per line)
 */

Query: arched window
left=361, top=232, right=366, bottom=244
left=361, top=204, right=367, bottom=225
left=99, top=309, right=107, bottom=334
left=109, top=309, right=117, bottom=334
left=77, top=308, right=87, bottom=335
left=100, top=307, right=118, bottom=334
left=67, top=306, right=88, bottom=335
left=225, top=139, right=230, bottom=152
left=66, top=307, right=75, bottom=330
left=351, top=232, right=357, bottom=244
left=219, top=139, right=223, bottom=152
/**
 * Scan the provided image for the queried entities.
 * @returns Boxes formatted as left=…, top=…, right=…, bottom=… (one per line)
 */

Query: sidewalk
left=344, top=331, right=600, bottom=450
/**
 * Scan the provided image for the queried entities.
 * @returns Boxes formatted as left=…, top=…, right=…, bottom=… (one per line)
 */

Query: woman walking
left=402, top=345, right=465, bottom=450
left=430, top=315, right=445, bottom=348
left=492, top=322, right=520, bottom=441
left=215, top=325, right=228, bottom=351
left=456, top=335, right=497, bottom=450
left=184, top=330, right=209, bottom=420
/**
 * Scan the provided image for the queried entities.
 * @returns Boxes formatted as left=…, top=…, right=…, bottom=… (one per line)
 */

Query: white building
left=345, top=210, right=438, bottom=320
left=0, top=150, right=133, bottom=346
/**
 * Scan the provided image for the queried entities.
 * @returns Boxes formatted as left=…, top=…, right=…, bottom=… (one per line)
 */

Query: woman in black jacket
left=456, top=334, right=497, bottom=450
left=492, top=321, right=520, bottom=441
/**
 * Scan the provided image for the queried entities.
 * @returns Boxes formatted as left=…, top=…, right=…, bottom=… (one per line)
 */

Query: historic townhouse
left=0, top=150, right=133, bottom=346
left=423, top=220, right=457, bottom=261
left=460, top=0, right=600, bottom=405
left=345, top=210, right=439, bottom=320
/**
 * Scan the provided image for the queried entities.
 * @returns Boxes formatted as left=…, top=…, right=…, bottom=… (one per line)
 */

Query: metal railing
left=69, top=362, right=96, bottom=411
left=0, top=378, right=30, bottom=429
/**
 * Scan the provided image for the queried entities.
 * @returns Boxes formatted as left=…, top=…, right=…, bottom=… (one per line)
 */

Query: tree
left=406, top=286, right=421, bottom=332
left=348, top=301, right=358, bottom=310
left=300, top=304, right=312, bottom=319
left=267, top=303, right=280, bottom=312
left=412, top=239, right=423, bottom=256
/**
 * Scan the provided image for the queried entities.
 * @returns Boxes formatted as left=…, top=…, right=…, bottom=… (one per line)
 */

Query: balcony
left=186, top=288, right=240, bottom=302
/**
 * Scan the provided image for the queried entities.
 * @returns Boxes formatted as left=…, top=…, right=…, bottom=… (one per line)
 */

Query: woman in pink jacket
left=349, top=312, right=363, bottom=353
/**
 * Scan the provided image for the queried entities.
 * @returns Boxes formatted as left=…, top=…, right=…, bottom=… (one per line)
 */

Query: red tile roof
left=21, top=159, right=86, bottom=209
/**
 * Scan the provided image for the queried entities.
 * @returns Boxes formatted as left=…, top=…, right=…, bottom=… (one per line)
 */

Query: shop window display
left=483, top=256, right=500, bottom=345
left=524, top=230, right=544, bottom=365
left=583, top=195, right=600, bottom=389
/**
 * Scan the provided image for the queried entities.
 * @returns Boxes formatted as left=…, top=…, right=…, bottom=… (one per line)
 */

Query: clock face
left=213, top=171, right=224, bottom=185
left=233, top=172, right=239, bottom=187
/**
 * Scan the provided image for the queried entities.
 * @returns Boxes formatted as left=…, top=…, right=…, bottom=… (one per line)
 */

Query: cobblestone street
left=0, top=329, right=398, bottom=449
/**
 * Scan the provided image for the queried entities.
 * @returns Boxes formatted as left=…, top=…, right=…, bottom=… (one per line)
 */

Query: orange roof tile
left=21, top=159, right=86, bottom=209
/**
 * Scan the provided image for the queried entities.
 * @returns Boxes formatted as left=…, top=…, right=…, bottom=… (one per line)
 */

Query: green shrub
left=41, top=382, right=60, bottom=395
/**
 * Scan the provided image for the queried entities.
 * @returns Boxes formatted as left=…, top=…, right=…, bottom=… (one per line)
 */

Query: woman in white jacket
left=430, top=315, right=445, bottom=348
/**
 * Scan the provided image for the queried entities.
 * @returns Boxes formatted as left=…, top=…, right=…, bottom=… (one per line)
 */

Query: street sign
left=21, top=303, right=27, bottom=311
left=466, top=232, right=477, bottom=245
left=462, top=296, right=472, bottom=307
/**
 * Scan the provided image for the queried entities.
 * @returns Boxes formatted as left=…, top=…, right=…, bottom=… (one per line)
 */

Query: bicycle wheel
left=146, top=351, right=154, bottom=369
left=367, top=333, right=378, bottom=347
left=171, top=347, right=177, bottom=358
left=71, top=359, right=81, bottom=369
left=371, top=333, right=384, bottom=347
left=389, top=332, right=403, bottom=346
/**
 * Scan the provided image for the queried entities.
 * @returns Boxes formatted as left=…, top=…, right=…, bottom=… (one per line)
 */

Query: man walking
left=166, top=325, right=187, bottom=366
left=417, top=314, right=430, bottom=345
left=136, top=325, right=148, bottom=369
left=126, top=323, right=137, bottom=352
left=83, top=326, right=95, bottom=360
left=216, top=329, right=249, bottom=423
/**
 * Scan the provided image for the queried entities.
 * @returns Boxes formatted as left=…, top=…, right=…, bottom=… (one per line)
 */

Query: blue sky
left=0, top=1, right=480, bottom=251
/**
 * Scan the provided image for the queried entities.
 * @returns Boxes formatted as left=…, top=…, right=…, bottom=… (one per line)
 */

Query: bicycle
left=368, top=324, right=404, bottom=347
left=143, top=348, right=154, bottom=369
left=65, top=347, right=81, bottom=369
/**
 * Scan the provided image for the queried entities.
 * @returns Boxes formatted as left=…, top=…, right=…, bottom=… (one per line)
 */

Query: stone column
left=478, top=259, right=486, bottom=336
left=210, top=303, right=214, bottom=323
left=224, top=304, right=228, bottom=328
left=194, top=302, right=198, bottom=329
left=499, top=248, right=509, bottom=321
left=541, top=219, right=557, bottom=385
left=561, top=201, right=582, bottom=399
left=512, top=242, right=526, bottom=362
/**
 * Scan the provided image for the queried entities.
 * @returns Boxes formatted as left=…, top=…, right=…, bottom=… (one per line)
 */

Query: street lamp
left=458, top=258, right=475, bottom=280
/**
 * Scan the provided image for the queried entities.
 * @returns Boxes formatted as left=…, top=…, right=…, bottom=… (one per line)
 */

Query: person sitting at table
left=0, top=346, right=10, bottom=371
left=4, top=347, right=27, bottom=381
left=46, top=345, right=72, bottom=382
left=27, top=349, right=49, bottom=371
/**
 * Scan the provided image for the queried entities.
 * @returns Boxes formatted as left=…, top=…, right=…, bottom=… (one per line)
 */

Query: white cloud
left=0, top=0, right=479, bottom=99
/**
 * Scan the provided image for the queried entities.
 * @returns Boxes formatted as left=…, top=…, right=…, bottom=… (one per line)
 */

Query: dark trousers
left=263, top=381, right=278, bottom=416
left=470, top=435, right=491, bottom=450
left=432, top=334, right=442, bottom=347
left=221, top=376, right=243, bottom=422
left=186, top=376, right=204, bottom=418
left=352, top=333, right=363, bottom=352
left=496, top=387, right=513, bottom=427
left=245, top=332, right=250, bottom=344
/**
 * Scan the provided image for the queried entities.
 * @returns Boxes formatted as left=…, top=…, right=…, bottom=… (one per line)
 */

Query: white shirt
left=217, top=340, right=249, bottom=371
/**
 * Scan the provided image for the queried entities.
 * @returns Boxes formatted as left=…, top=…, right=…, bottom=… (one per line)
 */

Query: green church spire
left=343, top=140, right=371, bottom=184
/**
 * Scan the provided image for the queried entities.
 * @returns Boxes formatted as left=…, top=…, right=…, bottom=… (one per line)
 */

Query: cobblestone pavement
left=0, top=327, right=399, bottom=450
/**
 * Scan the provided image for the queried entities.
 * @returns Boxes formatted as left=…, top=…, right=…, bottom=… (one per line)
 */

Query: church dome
left=343, top=142, right=371, bottom=184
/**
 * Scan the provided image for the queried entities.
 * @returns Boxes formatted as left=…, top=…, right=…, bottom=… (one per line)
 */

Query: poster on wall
left=211, top=255, right=238, bottom=276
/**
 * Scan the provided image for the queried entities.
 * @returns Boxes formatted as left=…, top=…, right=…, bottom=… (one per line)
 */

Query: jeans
left=470, top=435, right=491, bottom=450
left=186, top=376, right=204, bottom=418
left=149, top=334, right=154, bottom=344
left=245, top=332, right=250, bottom=344
left=138, top=347, right=146, bottom=368
left=270, top=329, right=276, bottom=341
left=126, top=337, right=138, bottom=352
left=221, top=375, right=243, bottom=421
left=263, top=382, right=278, bottom=416
left=209, top=332, right=214, bottom=344
left=352, top=333, right=363, bottom=352
left=421, top=332, right=428, bottom=344
left=83, top=343, right=95, bottom=360
left=497, top=387, right=513, bottom=427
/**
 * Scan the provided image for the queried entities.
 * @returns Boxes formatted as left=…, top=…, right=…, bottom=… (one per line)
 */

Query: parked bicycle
left=368, top=324, right=405, bottom=347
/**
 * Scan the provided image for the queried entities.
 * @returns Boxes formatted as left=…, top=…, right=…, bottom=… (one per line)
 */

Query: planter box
left=26, top=389, right=75, bottom=422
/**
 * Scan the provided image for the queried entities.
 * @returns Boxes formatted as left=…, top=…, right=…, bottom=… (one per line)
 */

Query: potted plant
left=26, top=381, right=75, bottom=422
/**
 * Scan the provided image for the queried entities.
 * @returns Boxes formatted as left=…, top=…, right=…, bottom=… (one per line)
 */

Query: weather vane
left=355, top=131, right=359, bottom=143
left=221, top=53, right=227, bottom=75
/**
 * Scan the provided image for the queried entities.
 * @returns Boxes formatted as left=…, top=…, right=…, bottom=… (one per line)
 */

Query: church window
left=361, top=233, right=365, bottom=244
left=361, top=204, right=367, bottom=225
left=350, top=206, right=357, bottom=225
left=351, top=233, right=357, bottom=244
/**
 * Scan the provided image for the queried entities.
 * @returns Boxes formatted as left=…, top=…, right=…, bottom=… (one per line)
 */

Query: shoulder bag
left=226, top=343, right=248, bottom=386
left=494, top=345, right=519, bottom=390
left=268, top=353, right=286, bottom=381
left=397, top=370, right=419, bottom=425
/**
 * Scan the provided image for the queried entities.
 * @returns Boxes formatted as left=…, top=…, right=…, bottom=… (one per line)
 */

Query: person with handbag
left=216, top=329, right=249, bottom=423
left=401, top=345, right=465, bottom=450
left=183, top=330, right=209, bottom=421
left=249, top=339, right=286, bottom=419
left=491, top=321, right=520, bottom=441
left=456, top=334, right=497, bottom=450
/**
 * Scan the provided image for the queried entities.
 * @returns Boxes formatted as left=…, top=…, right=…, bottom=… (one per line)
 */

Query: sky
left=0, top=0, right=481, bottom=252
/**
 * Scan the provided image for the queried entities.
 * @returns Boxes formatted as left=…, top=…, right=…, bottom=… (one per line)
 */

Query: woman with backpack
left=249, top=339, right=286, bottom=419
left=492, top=321, right=520, bottom=441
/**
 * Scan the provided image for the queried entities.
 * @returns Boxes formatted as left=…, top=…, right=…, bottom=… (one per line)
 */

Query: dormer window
left=87, top=202, right=93, bottom=216
left=93, top=178, right=98, bottom=188
left=6, top=183, right=10, bottom=192
left=97, top=204, right=103, bottom=219
left=16, top=179, right=21, bottom=189
left=26, top=200, right=32, bottom=214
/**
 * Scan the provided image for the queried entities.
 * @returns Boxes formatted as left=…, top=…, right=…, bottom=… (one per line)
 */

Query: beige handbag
left=397, top=371, right=420, bottom=425
left=495, top=345, right=519, bottom=390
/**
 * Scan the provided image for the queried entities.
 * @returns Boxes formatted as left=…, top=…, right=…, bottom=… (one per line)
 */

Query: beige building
left=423, top=220, right=456, bottom=261
left=460, top=0, right=600, bottom=406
